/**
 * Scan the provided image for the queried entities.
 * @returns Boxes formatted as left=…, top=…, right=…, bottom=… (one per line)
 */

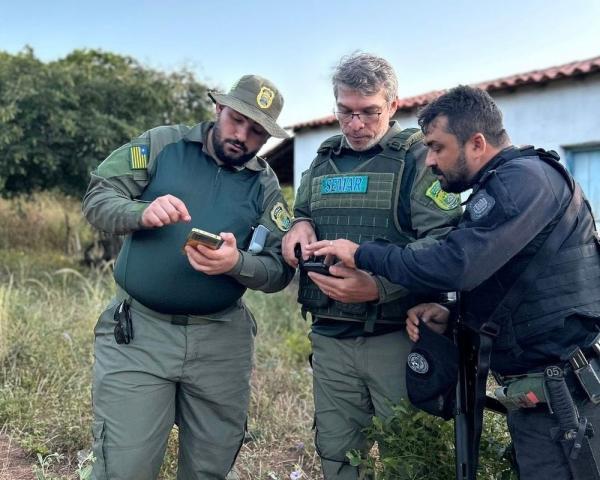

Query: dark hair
left=332, top=52, right=398, bottom=104
left=417, top=85, right=509, bottom=147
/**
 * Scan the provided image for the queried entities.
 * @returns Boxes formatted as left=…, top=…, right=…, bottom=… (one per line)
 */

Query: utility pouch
left=113, top=300, right=134, bottom=345
left=567, top=341, right=600, bottom=404
left=494, top=374, right=548, bottom=410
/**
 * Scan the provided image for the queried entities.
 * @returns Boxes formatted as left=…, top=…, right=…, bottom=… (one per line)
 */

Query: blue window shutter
left=568, top=149, right=600, bottom=221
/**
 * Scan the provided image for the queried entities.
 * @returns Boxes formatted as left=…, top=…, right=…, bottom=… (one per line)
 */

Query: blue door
left=567, top=149, right=600, bottom=223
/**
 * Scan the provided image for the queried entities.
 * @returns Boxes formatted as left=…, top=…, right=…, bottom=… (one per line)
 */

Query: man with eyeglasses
left=282, top=52, right=462, bottom=479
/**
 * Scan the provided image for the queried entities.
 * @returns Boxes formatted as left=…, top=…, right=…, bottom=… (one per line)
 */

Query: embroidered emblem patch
left=270, top=202, right=292, bottom=232
left=426, top=180, right=460, bottom=211
left=467, top=191, right=496, bottom=221
left=408, top=352, right=429, bottom=374
left=256, top=86, right=275, bottom=109
left=130, top=145, right=148, bottom=170
left=321, top=175, right=369, bottom=194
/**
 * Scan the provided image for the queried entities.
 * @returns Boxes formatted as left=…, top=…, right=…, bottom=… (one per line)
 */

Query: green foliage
left=349, top=401, right=518, bottom=480
left=0, top=47, right=213, bottom=197
left=34, top=451, right=94, bottom=480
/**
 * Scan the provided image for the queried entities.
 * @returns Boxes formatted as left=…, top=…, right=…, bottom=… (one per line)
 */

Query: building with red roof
left=265, top=55, right=600, bottom=216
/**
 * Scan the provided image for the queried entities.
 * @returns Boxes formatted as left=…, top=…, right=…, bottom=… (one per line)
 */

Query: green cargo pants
left=311, top=330, right=412, bottom=480
left=91, top=296, right=256, bottom=480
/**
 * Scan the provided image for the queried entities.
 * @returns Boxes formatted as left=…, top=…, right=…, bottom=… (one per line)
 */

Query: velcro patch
left=426, top=180, right=460, bottom=211
left=270, top=202, right=292, bottom=232
left=321, top=175, right=369, bottom=194
left=466, top=191, right=496, bottom=221
left=130, top=145, right=148, bottom=170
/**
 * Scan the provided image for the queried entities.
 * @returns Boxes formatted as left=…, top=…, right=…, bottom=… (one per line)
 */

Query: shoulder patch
left=466, top=190, right=496, bottom=221
left=270, top=202, right=292, bottom=232
left=130, top=145, right=149, bottom=170
left=425, top=180, right=461, bottom=211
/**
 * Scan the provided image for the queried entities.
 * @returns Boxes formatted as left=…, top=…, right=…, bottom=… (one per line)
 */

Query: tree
left=0, top=47, right=214, bottom=197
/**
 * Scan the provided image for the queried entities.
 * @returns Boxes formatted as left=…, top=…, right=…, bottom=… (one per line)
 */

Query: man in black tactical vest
left=308, top=85, right=600, bottom=480
left=282, top=53, right=462, bottom=479
left=83, top=75, right=295, bottom=480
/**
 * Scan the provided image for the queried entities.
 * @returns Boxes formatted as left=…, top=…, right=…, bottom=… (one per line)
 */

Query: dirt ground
left=0, top=434, right=35, bottom=480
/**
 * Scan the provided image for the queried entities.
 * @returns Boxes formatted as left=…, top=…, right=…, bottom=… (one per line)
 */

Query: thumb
left=220, top=232, right=237, bottom=247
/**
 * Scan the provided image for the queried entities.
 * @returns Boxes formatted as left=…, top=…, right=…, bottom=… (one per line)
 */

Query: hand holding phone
left=294, top=243, right=332, bottom=276
left=183, top=228, right=224, bottom=252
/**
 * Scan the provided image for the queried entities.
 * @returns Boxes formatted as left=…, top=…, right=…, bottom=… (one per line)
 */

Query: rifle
left=453, top=294, right=477, bottom=480
left=453, top=293, right=507, bottom=480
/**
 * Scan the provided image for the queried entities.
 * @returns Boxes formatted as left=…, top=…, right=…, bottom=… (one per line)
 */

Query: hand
left=185, top=232, right=240, bottom=275
left=405, top=303, right=450, bottom=342
left=282, top=220, right=317, bottom=268
left=305, top=239, right=360, bottom=269
left=308, top=263, right=379, bottom=303
left=141, top=195, right=191, bottom=228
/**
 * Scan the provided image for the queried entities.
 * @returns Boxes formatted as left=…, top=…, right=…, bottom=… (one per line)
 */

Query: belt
left=496, top=367, right=588, bottom=404
left=115, top=285, right=241, bottom=326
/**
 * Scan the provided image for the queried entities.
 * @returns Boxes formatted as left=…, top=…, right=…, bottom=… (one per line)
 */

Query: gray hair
left=332, top=52, right=398, bottom=104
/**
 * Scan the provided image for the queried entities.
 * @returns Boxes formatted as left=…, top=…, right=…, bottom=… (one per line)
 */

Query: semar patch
left=130, top=145, right=149, bottom=170
left=425, top=180, right=460, bottom=211
left=270, top=202, right=292, bottom=232
left=321, top=175, right=368, bottom=195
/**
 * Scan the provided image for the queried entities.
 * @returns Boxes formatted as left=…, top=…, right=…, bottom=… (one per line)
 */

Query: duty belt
left=115, top=285, right=241, bottom=326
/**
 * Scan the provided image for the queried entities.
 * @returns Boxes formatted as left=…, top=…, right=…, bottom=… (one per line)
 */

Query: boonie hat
left=406, top=322, right=459, bottom=420
left=209, top=75, right=289, bottom=139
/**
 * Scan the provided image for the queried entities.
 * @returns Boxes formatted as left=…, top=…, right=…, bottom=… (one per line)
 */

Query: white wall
left=292, top=75, right=600, bottom=191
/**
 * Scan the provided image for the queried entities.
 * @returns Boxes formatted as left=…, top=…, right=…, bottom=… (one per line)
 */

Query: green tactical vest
left=298, top=128, right=424, bottom=328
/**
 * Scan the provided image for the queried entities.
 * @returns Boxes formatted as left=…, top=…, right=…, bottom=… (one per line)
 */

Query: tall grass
left=0, top=192, right=94, bottom=252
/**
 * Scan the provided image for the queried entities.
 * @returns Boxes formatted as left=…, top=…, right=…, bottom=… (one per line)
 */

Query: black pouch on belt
left=113, top=300, right=134, bottom=345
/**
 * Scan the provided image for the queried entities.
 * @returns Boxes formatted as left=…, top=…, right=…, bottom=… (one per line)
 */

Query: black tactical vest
left=464, top=147, right=600, bottom=352
left=298, top=128, right=424, bottom=325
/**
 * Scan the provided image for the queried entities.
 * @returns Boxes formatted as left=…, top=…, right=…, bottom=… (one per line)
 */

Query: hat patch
left=408, top=352, right=429, bottom=375
left=257, top=86, right=275, bottom=109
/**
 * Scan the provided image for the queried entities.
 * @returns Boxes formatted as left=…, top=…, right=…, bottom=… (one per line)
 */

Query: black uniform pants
left=507, top=400, right=600, bottom=480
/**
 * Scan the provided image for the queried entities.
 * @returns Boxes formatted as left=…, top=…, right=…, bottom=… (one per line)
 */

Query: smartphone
left=183, top=228, right=224, bottom=251
left=301, top=260, right=331, bottom=276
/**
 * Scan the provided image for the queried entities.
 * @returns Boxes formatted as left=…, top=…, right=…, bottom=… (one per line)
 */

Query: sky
left=2, top=0, right=600, bottom=128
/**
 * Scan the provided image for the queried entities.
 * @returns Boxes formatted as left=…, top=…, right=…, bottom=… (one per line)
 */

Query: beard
left=212, top=121, right=257, bottom=167
left=432, top=148, right=471, bottom=193
left=343, top=128, right=387, bottom=152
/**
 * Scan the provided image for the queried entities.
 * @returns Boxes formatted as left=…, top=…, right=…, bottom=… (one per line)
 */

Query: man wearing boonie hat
left=83, top=74, right=294, bottom=479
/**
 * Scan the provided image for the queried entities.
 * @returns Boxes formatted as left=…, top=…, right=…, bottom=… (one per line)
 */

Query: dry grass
left=0, top=192, right=93, bottom=252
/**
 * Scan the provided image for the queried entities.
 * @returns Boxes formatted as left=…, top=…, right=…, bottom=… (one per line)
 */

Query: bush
left=349, top=401, right=518, bottom=480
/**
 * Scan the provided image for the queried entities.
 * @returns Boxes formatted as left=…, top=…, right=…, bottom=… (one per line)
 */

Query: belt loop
left=171, top=315, right=189, bottom=326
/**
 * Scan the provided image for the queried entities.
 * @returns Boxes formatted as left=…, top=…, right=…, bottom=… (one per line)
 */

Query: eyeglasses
left=334, top=110, right=383, bottom=124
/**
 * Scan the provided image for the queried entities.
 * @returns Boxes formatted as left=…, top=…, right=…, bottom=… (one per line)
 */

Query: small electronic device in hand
left=184, top=228, right=224, bottom=251
left=294, top=243, right=331, bottom=276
